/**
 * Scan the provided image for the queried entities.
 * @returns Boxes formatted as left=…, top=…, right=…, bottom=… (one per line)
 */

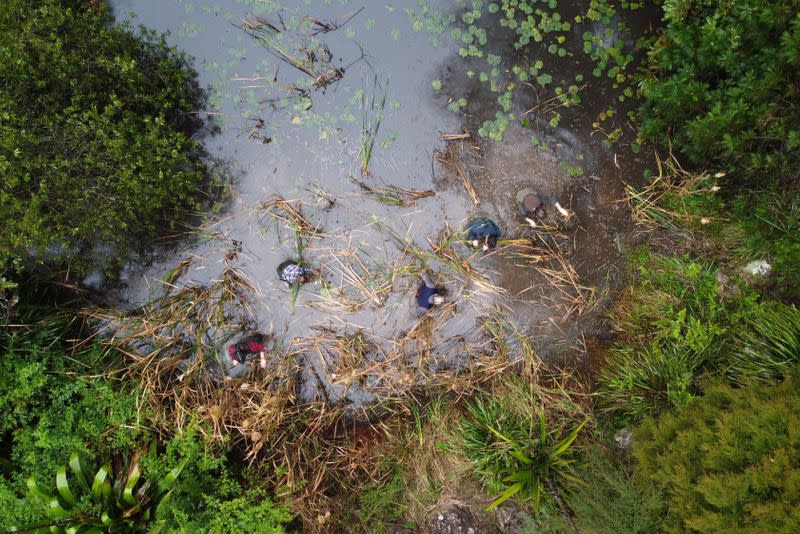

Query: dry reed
left=434, top=145, right=480, bottom=205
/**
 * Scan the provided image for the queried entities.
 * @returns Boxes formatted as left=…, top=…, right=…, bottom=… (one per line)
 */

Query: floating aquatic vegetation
left=237, top=6, right=366, bottom=122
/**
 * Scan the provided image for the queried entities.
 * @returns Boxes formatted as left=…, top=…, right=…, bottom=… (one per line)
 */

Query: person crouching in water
left=516, top=188, right=571, bottom=228
left=278, top=259, right=314, bottom=289
left=228, top=333, right=267, bottom=370
left=416, top=272, right=445, bottom=315
left=466, top=217, right=501, bottom=252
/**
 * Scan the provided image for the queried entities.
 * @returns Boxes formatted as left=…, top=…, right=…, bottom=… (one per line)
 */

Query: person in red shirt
left=228, top=333, right=267, bottom=369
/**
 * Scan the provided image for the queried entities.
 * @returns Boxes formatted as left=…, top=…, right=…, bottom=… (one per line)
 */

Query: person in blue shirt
left=466, top=218, right=501, bottom=251
left=415, top=272, right=445, bottom=315
left=277, top=259, right=314, bottom=288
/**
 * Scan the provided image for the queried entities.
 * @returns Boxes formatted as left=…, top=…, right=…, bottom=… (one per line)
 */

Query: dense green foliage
left=145, top=421, right=292, bottom=533
left=639, top=0, right=800, bottom=184
left=0, top=297, right=290, bottom=532
left=635, top=376, right=800, bottom=532
left=0, top=0, right=213, bottom=269
left=597, top=249, right=758, bottom=419
left=0, top=303, right=149, bottom=530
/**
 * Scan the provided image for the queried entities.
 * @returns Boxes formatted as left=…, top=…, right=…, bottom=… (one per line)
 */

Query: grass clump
left=731, top=190, right=800, bottom=297
left=354, top=464, right=409, bottom=533
left=597, top=249, right=740, bottom=420
left=626, top=153, right=725, bottom=236
left=726, top=301, right=800, bottom=385
left=570, top=446, right=665, bottom=534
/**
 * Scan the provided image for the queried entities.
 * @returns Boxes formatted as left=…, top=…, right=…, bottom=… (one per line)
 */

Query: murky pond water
left=108, top=0, right=658, bottom=402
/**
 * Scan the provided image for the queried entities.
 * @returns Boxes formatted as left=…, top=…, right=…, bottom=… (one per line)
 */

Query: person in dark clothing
left=416, top=272, right=445, bottom=315
left=228, top=333, right=267, bottom=369
left=516, top=188, right=571, bottom=228
left=466, top=218, right=501, bottom=251
left=277, top=259, right=314, bottom=288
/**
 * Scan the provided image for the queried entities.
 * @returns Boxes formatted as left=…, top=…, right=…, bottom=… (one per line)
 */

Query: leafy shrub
left=634, top=376, right=800, bottom=532
left=179, top=487, right=292, bottom=534
left=732, top=191, right=800, bottom=296
left=0, top=0, right=215, bottom=269
left=0, top=299, right=152, bottom=528
left=597, top=251, right=733, bottom=419
left=571, top=447, right=665, bottom=534
left=639, top=0, right=800, bottom=184
left=726, top=301, right=800, bottom=385
left=0, top=313, right=148, bottom=480
left=146, top=420, right=292, bottom=533
left=0, top=480, right=47, bottom=533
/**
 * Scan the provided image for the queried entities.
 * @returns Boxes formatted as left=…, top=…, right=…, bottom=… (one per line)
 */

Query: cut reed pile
left=377, top=221, right=507, bottom=300
left=351, top=176, right=434, bottom=207
left=257, top=196, right=323, bottom=239
left=83, top=259, right=524, bottom=530
left=82, top=196, right=597, bottom=529
left=294, top=312, right=514, bottom=405
left=434, top=144, right=480, bottom=205
left=532, top=235, right=597, bottom=320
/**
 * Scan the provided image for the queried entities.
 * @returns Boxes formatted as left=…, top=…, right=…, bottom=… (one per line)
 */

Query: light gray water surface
left=109, top=0, right=658, bottom=402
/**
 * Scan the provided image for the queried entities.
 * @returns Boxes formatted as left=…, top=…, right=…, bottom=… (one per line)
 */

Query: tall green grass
left=732, top=191, right=800, bottom=297
left=726, top=301, right=800, bottom=385
left=571, top=447, right=665, bottom=534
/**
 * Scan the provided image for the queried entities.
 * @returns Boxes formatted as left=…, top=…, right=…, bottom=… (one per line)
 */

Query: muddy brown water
left=109, top=0, right=658, bottom=403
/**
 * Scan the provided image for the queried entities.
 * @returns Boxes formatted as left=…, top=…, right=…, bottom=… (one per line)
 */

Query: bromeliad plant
left=455, top=395, right=587, bottom=513
left=485, top=414, right=587, bottom=512
left=23, top=447, right=187, bottom=533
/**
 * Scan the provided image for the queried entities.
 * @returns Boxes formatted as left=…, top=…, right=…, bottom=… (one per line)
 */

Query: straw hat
left=516, top=187, right=541, bottom=214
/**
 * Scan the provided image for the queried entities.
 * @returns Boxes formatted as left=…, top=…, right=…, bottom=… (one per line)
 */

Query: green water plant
left=359, top=77, right=388, bottom=176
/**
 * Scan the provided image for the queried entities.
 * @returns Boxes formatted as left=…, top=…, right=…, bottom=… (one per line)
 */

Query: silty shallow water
left=109, top=0, right=658, bottom=401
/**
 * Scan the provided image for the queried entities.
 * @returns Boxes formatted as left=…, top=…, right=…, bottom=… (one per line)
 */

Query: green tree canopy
left=634, top=375, right=800, bottom=533
left=639, top=0, right=800, bottom=184
left=0, top=0, right=212, bottom=270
